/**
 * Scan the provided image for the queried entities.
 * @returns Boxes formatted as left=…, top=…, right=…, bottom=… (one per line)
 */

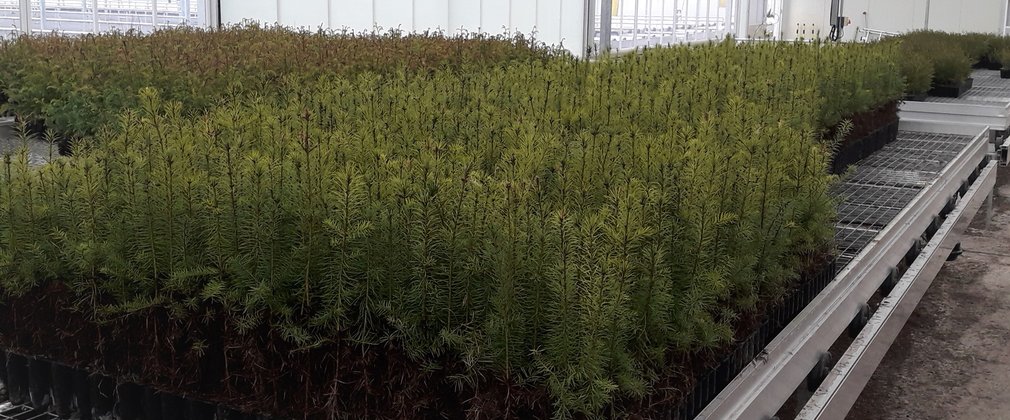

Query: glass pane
left=594, top=0, right=741, bottom=53
left=0, top=0, right=20, bottom=37
left=28, top=0, right=203, bottom=35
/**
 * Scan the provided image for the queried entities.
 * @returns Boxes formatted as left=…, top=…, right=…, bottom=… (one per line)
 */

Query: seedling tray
left=928, top=77, right=974, bottom=98
left=0, top=351, right=255, bottom=420
left=831, top=119, right=900, bottom=175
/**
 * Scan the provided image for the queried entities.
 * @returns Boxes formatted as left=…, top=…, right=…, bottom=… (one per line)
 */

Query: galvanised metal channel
left=800, top=159, right=998, bottom=420
left=696, top=68, right=1010, bottom=420
left=832, top=131, right=976, bottom=268
left=697, top=125, right=992, bottom=419
left=673, top=128, right=988, bottom=420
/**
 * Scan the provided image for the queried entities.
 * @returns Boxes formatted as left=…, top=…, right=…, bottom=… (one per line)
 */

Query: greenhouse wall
left=782, top=0, right=1007, bottom=41
left=920, top=0, right=1005, bottom=33
left=840, top=0, right=929, bottom=39
left=220, top=0, right=589, bottom=55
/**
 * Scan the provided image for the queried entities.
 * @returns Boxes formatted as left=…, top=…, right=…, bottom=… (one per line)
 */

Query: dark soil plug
left=160, top=393, right=186, bottom=419
left=0, top=350, right=8, bottom=399
left=51, top=363, right=74, bottom=418
left=216, top=407, right=249, bottom=420
left=73, top=369, right=92, bottom=420
left=90, top=374, right=115, bottom=418
left=187, top=399, right=215, bottom=420
left=116, top=382, right=144, bottom=420
left=142, top=387, right=163, bottom=420
left=28, top=359, right=52, bottom=409
left=6, top=353, right=29, bottom=405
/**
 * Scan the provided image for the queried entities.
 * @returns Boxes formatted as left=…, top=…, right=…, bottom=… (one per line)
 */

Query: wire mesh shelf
left=0, top=403, right=56, bottom=420
left=831, top=130, right=973, bottom=267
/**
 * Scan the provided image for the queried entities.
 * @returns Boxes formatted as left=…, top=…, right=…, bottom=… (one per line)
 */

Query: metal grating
left=831, top=130, right=974, bottom=266
left=833, top=226, right=878, bottom=267
left=921, top=97, right=999, bottom=105
left=832, top=183, right=920, bottom=209
left=969, top=71, right=1009, bottom=84
left=836, top=203, right=901, bottom=228
left=0, top=403, right=56, bottom=420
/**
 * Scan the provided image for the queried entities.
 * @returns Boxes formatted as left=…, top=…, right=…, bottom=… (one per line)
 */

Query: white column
left=92, top=0, right=99, bottom=32
left=39, top=0, right=47, bottom=31
left=599, top=0, right=612, bottom=52
left=705, top=0, right=710, bottom=39
left=17, top=0, right=29, bottom=34
left=199, top=0, right=218, bottom=28
left=632, top=0, right=639, bottom=47
left=734, top=0, right=749, bottom=38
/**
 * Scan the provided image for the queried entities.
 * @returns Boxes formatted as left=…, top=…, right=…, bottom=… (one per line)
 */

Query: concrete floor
left=0, top=123, right=55, bottom=166
left=848, top=168, right=1010, bottom=419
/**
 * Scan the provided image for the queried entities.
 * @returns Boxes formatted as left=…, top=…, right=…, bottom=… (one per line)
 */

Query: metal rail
left=900, top=101, right=1010, bottom=140
left=797, top=159, right=998, bottom=420
left=855, top=27, right=898, bottom=42
left=1000, top=136, right=1010, bottom=166
left=697, top=127, right=991, bottom=420
left=901, top=70, right=1010, bottom=145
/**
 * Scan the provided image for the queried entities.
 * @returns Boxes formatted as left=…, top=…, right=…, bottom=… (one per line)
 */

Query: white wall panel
left=447, top=0, right=480, bottom=33
left=374, top=0, right=413, bottom=31
left=536, top=0, right=563, bottom=41
left=331, top=0, right=374, bottom=31
left=511, top=0, right=538, bottom=34
left=414, top=0, right=450, bottom=31
left=481, top=0, right=510, bottom=34
left=938, top=0, right=1002, bottom=32
left=781, top=0, right=828, bottom=39
left=221, top=0, right=589, bottom=55
left=842, top=0, right=929, bottom=39
left=929, top=0, right=964, bottom=32
left=222, top=0, right=277, bottom=25
left=783, top=0, right=1005, bottom=41
left=279, top=0, right=328, bottom=28
left=559, top=0, right=585, bottom=52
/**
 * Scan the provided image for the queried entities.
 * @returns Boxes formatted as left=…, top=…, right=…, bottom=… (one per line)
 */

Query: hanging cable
left=828, top=0, right=845, bottom=41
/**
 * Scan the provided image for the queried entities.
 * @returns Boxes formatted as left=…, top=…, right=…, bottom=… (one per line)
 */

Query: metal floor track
left=831, top=130, right=975, bottom=268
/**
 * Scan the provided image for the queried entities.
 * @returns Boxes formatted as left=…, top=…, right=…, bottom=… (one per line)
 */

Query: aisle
left=848, top=170, right=1010, bottom=420
left=0, top=122, right=56, bottom=166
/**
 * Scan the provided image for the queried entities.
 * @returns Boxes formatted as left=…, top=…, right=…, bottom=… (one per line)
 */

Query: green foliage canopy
left=0, top=33, right=906, bottom=417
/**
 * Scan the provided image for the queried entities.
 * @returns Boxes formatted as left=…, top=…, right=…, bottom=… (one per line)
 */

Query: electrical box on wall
left=795, top=22, right=821, bottom=39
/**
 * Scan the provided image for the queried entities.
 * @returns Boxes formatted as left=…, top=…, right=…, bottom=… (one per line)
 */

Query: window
left=2, top=0, right=206, bottom=36
left=593, top=0, right=738, bottom=53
